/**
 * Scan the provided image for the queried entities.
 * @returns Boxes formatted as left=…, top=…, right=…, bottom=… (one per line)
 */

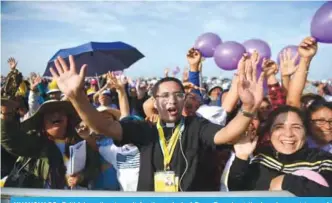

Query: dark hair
left=301, top=94, right=325, bottom=109
left=262, top=105, right=309, bottom=135
left=307, top=99, right=332, bottom=116
left=152, top=77, right=185, bottom=97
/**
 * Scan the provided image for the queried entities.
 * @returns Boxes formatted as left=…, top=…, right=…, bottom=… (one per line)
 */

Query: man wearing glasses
left=50, top=55, right=265, bottom=191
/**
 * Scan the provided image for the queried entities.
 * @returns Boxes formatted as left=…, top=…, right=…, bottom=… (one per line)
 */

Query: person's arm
left=108, top=72, right=130, bottom=118
left=28, top=76, right=43, bottom=114
left=281, top=171, right=332, bottom=196
left=212, top=110, right=255, bottom=145
left=227, top=156, right=254, bottom=191
left=270, top=157, right=332, bottom=197
left=227, top=125, right=259, bottom=191
left=284, top=167, right=332, bottom=196
left=143, top=97, right=157, bottom=118
left=287, top=37, right=317, bottom=108
left=198, top=55, right=264, bottom=146
left=281, top=76, right=290, bottom=93
left=1, top=102, right=42, bottom=157
left=213, top=54, right=264, bottom=145
left=187, top=48, right=203, bottom=97
left=117, top=88, right=130, bottom=118
left=262, top=59, right=286, bottom=109
left=279, top=48, right=299, bottom=93
left=93, top=83, right=108, bottom=104
left=222, top=74, right=239, bottom=113
left=49, top=56, right=123, bottom=141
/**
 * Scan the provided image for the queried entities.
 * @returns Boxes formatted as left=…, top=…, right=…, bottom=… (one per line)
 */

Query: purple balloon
left=243, top=39, right=271, bottom=67
left=276, top=45, right=300, bottom=65
left=213, top=41, right=246, bottom=71
left=311, top=2, right=332, bottom=43
left=194, top=32, right=222, bottom=58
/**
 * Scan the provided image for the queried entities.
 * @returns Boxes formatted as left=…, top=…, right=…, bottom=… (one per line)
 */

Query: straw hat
left=96, top=105, right=121, bottom=121
left=21, top=100, right=81, bottom=131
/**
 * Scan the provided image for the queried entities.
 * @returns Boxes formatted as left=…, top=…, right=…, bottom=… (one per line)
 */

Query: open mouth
left=280, top=140, right=296, bottom=147
left=167, top=107, right=178, bottom=116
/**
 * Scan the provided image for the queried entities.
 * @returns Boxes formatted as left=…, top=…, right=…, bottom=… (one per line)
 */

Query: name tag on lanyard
left=154, top=118, right=184, bottom=192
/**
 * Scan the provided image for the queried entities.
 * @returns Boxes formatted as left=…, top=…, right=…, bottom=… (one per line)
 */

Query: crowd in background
left=0, top=36, right=331, bottom=196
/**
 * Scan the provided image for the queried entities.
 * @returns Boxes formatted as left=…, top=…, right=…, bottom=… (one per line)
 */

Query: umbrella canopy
left=43, top=41, right=144, bottom=77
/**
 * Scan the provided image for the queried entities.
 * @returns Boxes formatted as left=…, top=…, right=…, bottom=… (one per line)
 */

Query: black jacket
left=228, top=146, right=332, bottom=196
left=117, top=116, right=226, bottom=191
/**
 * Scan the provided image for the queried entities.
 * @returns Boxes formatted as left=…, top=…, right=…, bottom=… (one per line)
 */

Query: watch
left=240, top=108, right=256, bottom=118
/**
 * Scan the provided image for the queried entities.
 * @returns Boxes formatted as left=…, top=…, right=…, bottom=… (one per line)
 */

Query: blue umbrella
left=43, top=41, right=144, bottom=77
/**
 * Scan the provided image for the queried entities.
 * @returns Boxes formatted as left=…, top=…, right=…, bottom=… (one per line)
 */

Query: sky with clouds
left=1, top=1, right=331, bottom=80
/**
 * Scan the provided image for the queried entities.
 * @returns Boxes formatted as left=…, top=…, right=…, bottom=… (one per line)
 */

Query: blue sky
left=1, top=1, right=331, bottom=80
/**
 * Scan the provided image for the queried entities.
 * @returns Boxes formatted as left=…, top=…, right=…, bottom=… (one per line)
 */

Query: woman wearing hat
left=0, top=99, right=100, bottom=189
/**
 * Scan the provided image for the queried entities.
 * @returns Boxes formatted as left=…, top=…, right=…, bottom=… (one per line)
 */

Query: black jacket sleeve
left=282, top=169, right=332, bottom=197
left=115, top=120, right=156, bottom=148
left=227, top=156, right=254, bottom=191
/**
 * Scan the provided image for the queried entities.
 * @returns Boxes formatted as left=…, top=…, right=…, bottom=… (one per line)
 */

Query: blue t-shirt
left=92, top=137, right=120, bottom=190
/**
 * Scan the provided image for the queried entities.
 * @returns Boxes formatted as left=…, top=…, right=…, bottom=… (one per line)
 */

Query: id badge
left=154, top=171, right=177, bottom=192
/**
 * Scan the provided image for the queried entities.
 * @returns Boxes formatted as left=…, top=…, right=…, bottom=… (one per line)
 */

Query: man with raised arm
left=50, top=55, right=264, bottom=191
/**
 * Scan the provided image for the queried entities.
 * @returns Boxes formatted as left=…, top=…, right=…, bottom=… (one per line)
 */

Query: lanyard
left=156, top=118, right=184, bottom=170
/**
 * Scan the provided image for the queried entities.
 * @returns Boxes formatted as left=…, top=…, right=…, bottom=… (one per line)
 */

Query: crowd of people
left=0, top=36, right=331, bottom=196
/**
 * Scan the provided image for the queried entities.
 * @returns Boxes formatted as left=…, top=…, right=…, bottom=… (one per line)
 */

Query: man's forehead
left=158, top=81, right=182, bottom=92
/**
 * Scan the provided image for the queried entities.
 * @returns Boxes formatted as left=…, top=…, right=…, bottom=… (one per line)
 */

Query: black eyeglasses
left=311, top=119, right=332, bottom=126
left=155, top=92, right=186, bottom=100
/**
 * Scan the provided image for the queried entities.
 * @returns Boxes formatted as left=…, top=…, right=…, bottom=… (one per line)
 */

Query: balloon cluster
left=194, top=32, right=271, bottom=72
left=193, top=1, right=332, bottom=71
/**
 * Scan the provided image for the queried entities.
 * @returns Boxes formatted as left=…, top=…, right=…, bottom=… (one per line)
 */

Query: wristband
left=240, top=108, right=256, bottom=118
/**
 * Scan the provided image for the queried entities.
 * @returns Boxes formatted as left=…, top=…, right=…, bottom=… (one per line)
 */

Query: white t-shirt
left=196, top=104, right=227, bottom=126
left=99, top=144, right=140, bottom=191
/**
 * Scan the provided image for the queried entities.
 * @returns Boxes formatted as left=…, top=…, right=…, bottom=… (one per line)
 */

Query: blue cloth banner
left=10, top=197, right=332, bottom=203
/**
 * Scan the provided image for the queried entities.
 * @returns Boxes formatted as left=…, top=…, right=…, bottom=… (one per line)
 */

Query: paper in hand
left=67, top=140, right=87, bottom=175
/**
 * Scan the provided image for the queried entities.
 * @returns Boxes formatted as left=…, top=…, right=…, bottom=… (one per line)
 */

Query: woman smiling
left=228, top=105, right=332, bottom=196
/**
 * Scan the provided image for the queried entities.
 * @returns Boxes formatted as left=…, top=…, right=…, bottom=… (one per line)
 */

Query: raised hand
left=7, top=57, right=18, bottom=70
left=298, top=37, right=318, bottom=59
left=30, top=75, right=42, bottom=91
left=136, top=79, right=148, bottom=99
left=250, top=50, right=260, bottom=74
left=50, top=55, right=87, bottom=99
left=233, top=131, right=258, bottom=161
left=164, top=68, right=170, bottom=77
left=186, top=48, right=202, bottom=66
left=262, top=59, right=279, bottom=78
left=279, top=48, right=299, bottom=77
left=76, top=121, right=91, bottom=140
left=145, top=113, right=159, bottom=124
left=106, top=71, right=124, bottom=90
left=182, top=67, right=189, bottom=82
left=238, top=55, right=265, bottom=112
